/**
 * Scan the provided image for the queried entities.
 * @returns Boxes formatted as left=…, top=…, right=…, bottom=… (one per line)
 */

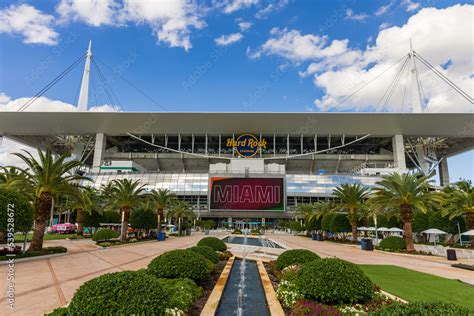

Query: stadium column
left=92, top=133, right=106, bottom=173
left=392, top=134, right=407, bottom=173
left=439, top=158, right=450, bottom=186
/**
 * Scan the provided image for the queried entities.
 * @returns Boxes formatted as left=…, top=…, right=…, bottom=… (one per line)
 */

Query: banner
left=209, top=177, right=284, bottom=211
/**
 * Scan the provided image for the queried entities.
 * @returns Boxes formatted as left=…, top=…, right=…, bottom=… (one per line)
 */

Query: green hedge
left=0, top=187, right=34, bottom=233
left=379, top=236, right=406, bottom=251
left=369, top=301, right=472, bottom=316
left=188, top=246, right=219, bottom=264
left=296, top=258, right=374, bottom=304
left=276, top=249, right=320, bottom=270
left=148, top=249, right=212, bottom=281
left=197, top=237, right=227, bottom=252
left=157, top=278, right=202, bottom=311
left=92, top=228, right=119, bottom=242
left=67, top=270, right=168, bottom=315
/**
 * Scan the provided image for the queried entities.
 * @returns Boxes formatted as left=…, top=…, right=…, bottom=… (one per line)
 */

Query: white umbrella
left=357, top=227, right=368, bottom=231
left=389, top=227, right=404, bottom=232
left=461, top=229, right=474, bottom=236
left=367, top=227, right=376, bottom=231
left=377, top=227, right=389, bottom=231
left=421, top=228, right=448, bottom=246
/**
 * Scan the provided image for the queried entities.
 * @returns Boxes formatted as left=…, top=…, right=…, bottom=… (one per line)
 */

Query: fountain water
left=236, top=229, right=249, bottom=316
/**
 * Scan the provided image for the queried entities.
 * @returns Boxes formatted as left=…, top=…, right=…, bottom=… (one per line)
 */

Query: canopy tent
left=357, top=227, right=368, bottom=231
left=388, top=227, right=404, bottom=232
left=367, top=227, right=376, bottom=231
left=377, top=227, right=389, bottom=232
left=421, top=228, right=448, bottom=245
left=461, top=229, right=474, bottom=236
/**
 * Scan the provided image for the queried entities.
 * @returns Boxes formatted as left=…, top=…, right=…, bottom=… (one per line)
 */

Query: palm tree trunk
left=120, top=207, right=130, bottom=243
left=351, top=224, right=358, bottom=243
left=466, top=212, right=474, bottom=247
left=178, top=217, right=182, bottom=236
left=403, top=221, right=416, bottom=252
left=29, top=192, right=53, bottom=251
left=77, top=209, right=85, bottom=236
left=157, top=208, right=163, bottom=233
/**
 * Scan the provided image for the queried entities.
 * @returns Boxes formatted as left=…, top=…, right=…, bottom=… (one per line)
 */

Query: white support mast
left=77, top=41, right=92, bottom=112
left=409, top=39, right=424, bottom=113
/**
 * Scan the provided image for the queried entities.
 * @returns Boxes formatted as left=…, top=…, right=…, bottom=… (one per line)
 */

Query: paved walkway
left=269, top=234, right=474, bottom=285
left=0, top=233, right=226, bottom=316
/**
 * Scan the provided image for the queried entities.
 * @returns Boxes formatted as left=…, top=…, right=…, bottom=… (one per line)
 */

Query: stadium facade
left=1, top=111, right=473, bottom=229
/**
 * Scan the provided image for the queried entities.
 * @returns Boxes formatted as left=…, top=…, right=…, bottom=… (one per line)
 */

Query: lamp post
left=457, top=222, right=463, bottom=246
left=374, top=215, right=378, bottom=245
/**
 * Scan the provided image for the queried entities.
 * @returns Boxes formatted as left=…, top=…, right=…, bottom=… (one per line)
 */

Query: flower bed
left=264, top=257, right=396, bottom=315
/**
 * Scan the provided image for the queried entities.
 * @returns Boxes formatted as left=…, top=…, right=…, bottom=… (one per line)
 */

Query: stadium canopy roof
left=0, top=112, right=473, bottom=137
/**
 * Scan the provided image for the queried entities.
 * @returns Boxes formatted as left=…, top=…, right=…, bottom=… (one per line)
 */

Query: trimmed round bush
left=370, top=301, right=472, bottom=316
left=188, top=246, right=219, bottom=264
left=276, top=249, right=320, bottom=270
left=379, top=236, right=406, bottom=251
left=92, top=228, right=119, bottom=242
left=0, top=188, right=34, bottom=233
left=148, top=249, right=212, bottom=281
left=157, top=278, right=202, bottom=311
left=67, top=270, right=168, bottom=314
left=296, top=258, right=374, bottom=304
left=197, top=237, right=227, bottom=251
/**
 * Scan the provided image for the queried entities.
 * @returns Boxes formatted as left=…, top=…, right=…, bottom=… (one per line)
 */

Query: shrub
left=92, top=228, right=119, bottom=242
left=197, top=237, right=227, bottom=251
left=329, top=213, right=351, bottom=233
left=291, top=300, right=341, bottom=316
left=1, top=246, right=67, bottom=261
left=296, top=258, right=374, bottom=304
left=321, top=213, right=335, bottom=231
left=369, top=301, right=472, bottom=316
left=233, top=228, right=242, bottom=234
left=129, top=208, right=157, bottom=230
left=188, top=246, right=219, bottom=264
left=276, top=249, right=320, bottom=270
left=379, top=236, right=406, bottom=251
left=68, top=270, right=168, bottom=315
left=47, top=307, right=68, bottom=316
left=0, top=188, right=34, bottom=233
left=148, top=249, right=212, bottom=281
left=157, top=278, right=202, bottom=311
left=276, top=265, right=303, bottom=308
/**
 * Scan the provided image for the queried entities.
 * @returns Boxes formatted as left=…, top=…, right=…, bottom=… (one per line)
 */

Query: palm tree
left=104, top=179, right=146, bottom=243
left=168, top=200, right=194, bottom=235
left=8, top=148, right=89, bottom=251
left=370, top=173, right=443, bottom=252
left=0, top=166, right=31, bottom=191
left=442, top=180, right=474, bottom=246
left=333, top=184, right=370, bottom=243
left=67, top=187, right=99, bottom=236
left=148, top=189, right=176, bottom=234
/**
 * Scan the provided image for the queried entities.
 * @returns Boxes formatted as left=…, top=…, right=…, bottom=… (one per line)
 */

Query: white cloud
left=0, top=4, right=59, bottom=45
left=345, top=9, right=369, bottom=21
left=0, top=137, right=38, bottom=168
left=402, top=0, right=421, bottom=12
left=221, top=0, right=260, bottom=14
left=375, top=0, right=395, bottom=16
left=250, top=28, right=351, bottom=63
left=379, top=22, right=391, bottom=30
left=215, top=32, right=243, bottom=46
left=238, top=21, right=252, bottom=31
left=254, top=4, right=474, bottom=113
left=121, top=0, right=206, bottom=51
left=56, top=0, right=120, bottom=27
left=255, top=0, right=288, bottom=19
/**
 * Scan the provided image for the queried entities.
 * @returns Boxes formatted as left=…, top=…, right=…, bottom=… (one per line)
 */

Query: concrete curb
left=257, top=260, right=285, bottom=316
left=0, top=252, right=68, bottom=265
left=201, top=256, right=235, bottom=315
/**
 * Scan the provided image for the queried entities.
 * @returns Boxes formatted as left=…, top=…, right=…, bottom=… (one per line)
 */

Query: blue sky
left=0, top=0, right=472, bottom=181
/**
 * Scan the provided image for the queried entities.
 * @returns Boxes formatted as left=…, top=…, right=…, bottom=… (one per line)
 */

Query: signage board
left=209, top=177, right=284, bottom=211
left=226, top=134, right=267, bottom=158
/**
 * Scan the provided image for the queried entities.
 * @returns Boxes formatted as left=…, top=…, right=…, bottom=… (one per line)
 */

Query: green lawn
left=14, top=233, right=82, bottom=241
left=359, top=265, right=474, bottom=309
